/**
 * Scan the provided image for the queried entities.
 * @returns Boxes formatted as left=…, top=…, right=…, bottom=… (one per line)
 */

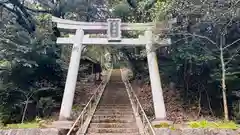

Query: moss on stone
left=154, top=122, right=170, bottom=128
left=153, top=120, right=240, bottom=130
left=187, top=120, right=240, bottom=130
left=1, top=122, right=40, bottom=129
left=154, top=122, right=176, bottom=130
left=0, top=117, right=54, bottom=129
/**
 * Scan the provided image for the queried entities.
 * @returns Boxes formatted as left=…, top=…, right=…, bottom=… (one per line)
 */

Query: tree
left=13, top=87, right=56, bottom=123
left=0, top=0, right=114, bottom=124
left=1, top=0, right=109, bottom=33
left=0, top=10, right=65, bottom=123
left=164, top=0, right=240, bottom=120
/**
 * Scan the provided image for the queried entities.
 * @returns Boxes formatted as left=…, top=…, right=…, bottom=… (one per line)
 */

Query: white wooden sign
left=107, top=18, right=121, bottom=42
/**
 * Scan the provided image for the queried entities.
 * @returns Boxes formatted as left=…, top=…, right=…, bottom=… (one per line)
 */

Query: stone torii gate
left=52, top=16, right=174, bottom=122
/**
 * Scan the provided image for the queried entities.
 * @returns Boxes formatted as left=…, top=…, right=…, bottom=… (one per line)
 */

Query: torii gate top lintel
left=52, top=16, right=172, bottom=32
left=52, top=16, right=174, bottom=46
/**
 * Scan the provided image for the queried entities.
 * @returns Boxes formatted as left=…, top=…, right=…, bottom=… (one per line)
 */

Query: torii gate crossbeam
left=52, top=16, right=175, bottom=122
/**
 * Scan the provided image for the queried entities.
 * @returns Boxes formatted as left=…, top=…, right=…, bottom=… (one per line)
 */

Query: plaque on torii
left=107, top=18, right=121, bottom=42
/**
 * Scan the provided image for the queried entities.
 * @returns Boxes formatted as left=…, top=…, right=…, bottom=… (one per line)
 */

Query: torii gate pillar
left=59, top=29, right=84, bottom=120
left=145, top=29, right=166, bottom=120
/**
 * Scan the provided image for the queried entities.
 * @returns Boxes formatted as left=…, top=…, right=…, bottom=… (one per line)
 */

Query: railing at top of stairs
left=121, top=69, right=156, bottom=135
left=66, top=69, right=112, bottom=135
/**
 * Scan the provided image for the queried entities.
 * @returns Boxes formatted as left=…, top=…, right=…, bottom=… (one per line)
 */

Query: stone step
left=91, top=117, right=135, bottom=123
left=94, top=110, right=133, bottom=115
left=98, top=104, right=131, bottom=106
left=101, top=94, right=128, bottom=95
left=101, top=94, right=128, bottom=96
left=89, top=123, right=138, bottom=128
left=96, top=107, right=132, bottom=109
left=96, top=108, right=133, bottom=111
left=87, top=128, right=139, bottom=133
left=99, top=98, right=129, bottom=100
left=99, top=100, right=130, bottom=102
left=93, top=114, right=134, bottom=117
left=98, top=102, right=131, bottom=104
left=97, top=107, right=132, bottom=110
left=97, top=105, right=131, bottom=107
left=98, top=98, right=129, bottom=99
left=85, top=133, right=140, bottom=135
left=100, top=95, right=128, bottom=97
left=100, top=96, right=129, bottom=98
left=76, top=86, right=94, bottom=88
left=92, top=115, right=134, bottom=120
left=97, top=104, right=131, bottom=106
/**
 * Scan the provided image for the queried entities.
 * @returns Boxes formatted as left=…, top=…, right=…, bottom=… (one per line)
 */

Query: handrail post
left=81, top=113, right=83, bottom=126
left=136, top=104, right=139, bottom=116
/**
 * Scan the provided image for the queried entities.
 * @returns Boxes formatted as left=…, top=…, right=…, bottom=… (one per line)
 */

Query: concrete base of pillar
left=50, top=120, right=74, bottom=129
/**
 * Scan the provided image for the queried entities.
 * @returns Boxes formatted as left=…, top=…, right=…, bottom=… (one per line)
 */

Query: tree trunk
left=220, top=34, right=229, bottom=121
left=21, top=98, right=29, bottom=123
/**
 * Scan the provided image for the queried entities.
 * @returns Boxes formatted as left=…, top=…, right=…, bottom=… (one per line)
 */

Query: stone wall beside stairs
left=155, top=128, right=240, bottom=135
left=0, top=128, right=59, bottom=135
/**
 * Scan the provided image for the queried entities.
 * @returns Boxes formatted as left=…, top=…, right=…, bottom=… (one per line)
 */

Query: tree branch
left=0, top=1, right=8, bottom=4
left=171, top=35, right=192, bottom=44
left=11, top=89, right=28, bottom=99
left=222, top=0, right=240, bottom=31
left=223, top=38, right=240, bottom=50
left=196, top=44, right=219, bottom=58
left=0, top=3, right=16, bottom=15
left=36, top=0, right=56, bottom=9
left=169, top=32, right=217, bottom=45
left=24, top=6, right=52, bottom=14
left=167, top=32, right=219, bottom=58
left=225, top=47, right=240, bottom=65
left=1, top=2, right=36, bottom=33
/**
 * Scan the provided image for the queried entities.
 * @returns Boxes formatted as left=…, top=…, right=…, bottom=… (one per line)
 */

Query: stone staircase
left=85, top=69, right=141, bottom=135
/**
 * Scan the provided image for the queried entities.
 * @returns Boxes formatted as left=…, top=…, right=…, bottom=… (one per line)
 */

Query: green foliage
left=126, top=0, right=158, bottom=10
left=232, top=101, right=240, bottom=121
left=1, top=0, right=108, bottom=33
left=153, top=122, right=176, bottom=130
left=3, top=122, right=40, bottom=129
left=154, top=121, right=239, bottom=130
left=149, top=0, right=240, bottom=120
left=188, top=120, right=239, bottom=130
left=154, top=122, right=170, bottom=128
left=72, top=105, right=82, bottom=111
left=0, top=82, right=23, bottom=124
left=38, top=97, right=56, bottom=117
left=0, top=0, right=112, bottom=125
left=127, top=0, right=137, bottom=8
left=112, top=3, right=132, bottom=19
left=0, top=14, right=64, bottom=124
left=144, top=0, right=157, bottom=11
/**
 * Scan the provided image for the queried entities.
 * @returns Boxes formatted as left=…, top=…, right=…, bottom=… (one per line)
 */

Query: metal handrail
left=121, top=69, right=156, bottom=135
left=66, top=69, right=112, bottom=135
